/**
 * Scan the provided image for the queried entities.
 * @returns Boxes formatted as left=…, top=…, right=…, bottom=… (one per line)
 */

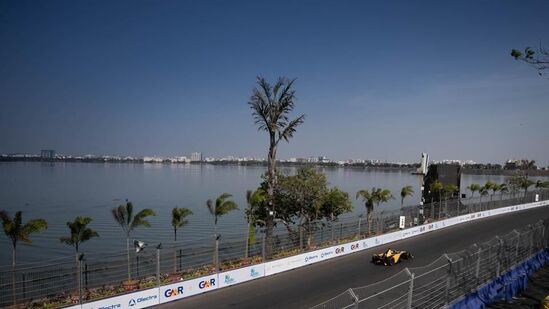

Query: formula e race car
left=372, top=249, right=413, bottom=266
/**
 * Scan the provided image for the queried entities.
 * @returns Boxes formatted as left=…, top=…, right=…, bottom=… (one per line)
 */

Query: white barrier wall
left=218, top=264, right=264, bottom=288
left=158, top=274, right=217, bottom=304
left=81, top=288, right=159, bottom=309
left=68, top=199, right=549, bottom=308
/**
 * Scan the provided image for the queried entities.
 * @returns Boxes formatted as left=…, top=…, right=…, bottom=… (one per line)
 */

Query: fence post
left=331, top=222, right=335, bottom=242
left=495, top=236, right=504, bottom=277
left=156, top=247, right=160, bottom=287
left=261, top=231, right=266, bottom=262
left=84, top=263, right=88, bottom=290
left=529, top=226, right=534, bottom=257
left=22, top=273, right=26, bottom=300
left=299, top=225, right=303, bottom=250
left=444, top=254, right=452, bottom=306
left=404, top=268, right=414, bottom=309
left=514, top=229, right=521, bottom=261
left=78, top=257, right=83, bottom=305
left=178, top=249, right=182, bottom=272
left=348, top=288, right=359, bottom=309
left=215, top=236, right=220, bottom=273
left=475, top=245, right=481, bottom=285
left=339, top=222, right=343, bottom=240
left=357, top=217, right=361, bottom=237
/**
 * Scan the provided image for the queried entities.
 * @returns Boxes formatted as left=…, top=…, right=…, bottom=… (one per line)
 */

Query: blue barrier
left=449, top=248, right=549, bottom=309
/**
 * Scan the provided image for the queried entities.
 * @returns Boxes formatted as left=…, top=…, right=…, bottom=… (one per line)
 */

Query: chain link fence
left=310, top=219, right=549, bottom=309
left=0, top=190, right=548, bottom=308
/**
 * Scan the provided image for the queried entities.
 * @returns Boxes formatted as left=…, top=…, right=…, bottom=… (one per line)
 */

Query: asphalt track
left=157, top=206, right=549, bottom=309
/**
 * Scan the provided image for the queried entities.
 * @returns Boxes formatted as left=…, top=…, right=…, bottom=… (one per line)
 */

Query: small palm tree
left=430, top=180, right=444, bottom=218
left=499, top=183, right=509, bottom=202
left=400, top=185, right=414, bottom=207
left=467, top=183, right=481, bottom=212
left=111, top=201, right=156, bottom=282
left=60, top=216, right=99, bottom=296
left=356, top=188, right=393, bottom=235
left=245, top=189, right=265, bottom=258
left=0, top=210, right=48, bottom=306
left=535, top=180, right=549, bottom=190
left=206, top=193, right=238, bottom=270
left=60, top=216, right=99, bottom=254
left=443, top=184, right=458, bottom=216
left=479, top=186, right=489, bottom=210
left=520, top=178, right=535, bottom=201
left=484, top=181, right=498, bottom=203
left=171, top=207, right=192, bottom=272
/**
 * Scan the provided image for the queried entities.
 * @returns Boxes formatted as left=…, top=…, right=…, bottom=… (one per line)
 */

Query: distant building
left=422, top=164, right=461, bottom=203
left=190, top=152, right=203, bottom=162
left=41, top=149, right=56, bottom=159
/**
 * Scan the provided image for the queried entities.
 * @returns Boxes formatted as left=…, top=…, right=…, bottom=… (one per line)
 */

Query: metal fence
left=0, top=190, right=548, bottom=308
left=310, top=219, right=549, bottom=309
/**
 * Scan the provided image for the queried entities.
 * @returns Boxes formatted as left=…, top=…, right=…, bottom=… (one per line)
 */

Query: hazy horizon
left=1, top=1, right=548, bottom=165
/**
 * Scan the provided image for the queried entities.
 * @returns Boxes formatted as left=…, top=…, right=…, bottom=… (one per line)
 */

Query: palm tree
left=467, top=183, right=481, bottom=212
left=535, top=180, right=549, bottom=190
left=400, top=185, right=414, bottom=207
left=443, top=184, right=458, bottom=216
left=245, top=189, right=265, bottom=258
left=171, top=207, right=192, bottom=272
left=111, top=201, right=156, bottom=282
left=356, top=188, right=393, bottom=235
left=520, top=178, right=535, bottom=201
left=248, top=76, right=305, bottom=257
left=484, top=181, right=497, bottom=204
left=206, top=193, right=238, bottom=270
left=499, top=183, right=509, bottom=203
left=479, top=186, right=489, bottom=210
left=0, top=211, right=48, bottom=306
left=60, top=216, right=99, bottom=298
left=430, top=180, right=444, bottom=218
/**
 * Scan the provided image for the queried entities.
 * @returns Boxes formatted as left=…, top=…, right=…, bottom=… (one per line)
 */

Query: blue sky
left=1, top=0, right=548, bottom=165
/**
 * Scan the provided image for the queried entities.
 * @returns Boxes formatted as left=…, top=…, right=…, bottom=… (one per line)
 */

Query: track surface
left=157, top=206, right=549, bottom=309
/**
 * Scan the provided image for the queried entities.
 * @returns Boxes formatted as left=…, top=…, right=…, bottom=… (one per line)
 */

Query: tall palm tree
left=207, top=193, right=238, bottom=270
left=248, top=76, right=305, bottom=257
left=171, top=207, right=192, bottom=272
left=430, top=180, right=444, bottom=218
left=356, top=188, right=393, bottom=235
left=111, top=201, right=156, bottom=282
left=60, top=216, right=99, bottom=297
left=0, top=210, right=48, bottom=306
left=400, top=185, right=414, bottom=207
left=467, top=183, right=481, bottom=212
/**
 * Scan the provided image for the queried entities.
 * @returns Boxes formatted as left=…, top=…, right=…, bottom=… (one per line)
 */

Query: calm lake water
left=0, top=162, right=546, bottom=264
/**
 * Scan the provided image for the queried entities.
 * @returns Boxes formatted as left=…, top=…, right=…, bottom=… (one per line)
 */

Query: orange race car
left=372, top=248, right=414, bottom=266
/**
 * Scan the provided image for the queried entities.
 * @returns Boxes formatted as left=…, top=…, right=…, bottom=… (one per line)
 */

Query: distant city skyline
left=1, top=1, right=549, bottom=165
left=1, top=149, right=544, bottom=167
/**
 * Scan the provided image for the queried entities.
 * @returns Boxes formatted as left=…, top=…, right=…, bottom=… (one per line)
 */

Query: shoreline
left=2, top=159, right=548, bottom=176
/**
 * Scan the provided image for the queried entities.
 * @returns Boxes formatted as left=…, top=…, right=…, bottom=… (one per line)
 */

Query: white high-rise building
left=190, top=152, right=203, bottom=162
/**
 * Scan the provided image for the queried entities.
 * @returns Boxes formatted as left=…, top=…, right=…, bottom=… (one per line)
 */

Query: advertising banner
left=264, top=254, right=307, bottom=276
left=160, top=274, right=219, bottom=303
left=375, top=231, right=402, bottom=245
left=159, top=274, right=218, bottom=304
left=218, top=264, right=265, bottom=288
left=82, top=288, right=159, bottom=309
